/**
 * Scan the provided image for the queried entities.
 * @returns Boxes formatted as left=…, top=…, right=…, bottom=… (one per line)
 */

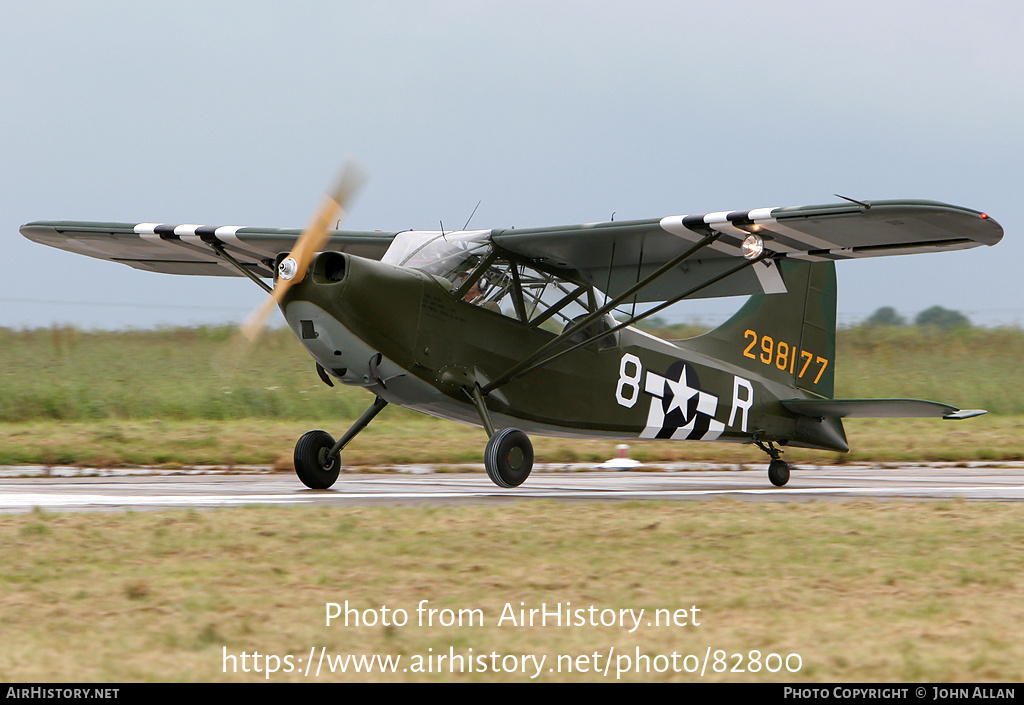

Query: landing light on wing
left=741, top=233, right=764, bottom=259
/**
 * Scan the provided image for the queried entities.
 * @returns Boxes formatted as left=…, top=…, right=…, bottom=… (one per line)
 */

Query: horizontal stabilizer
left=781, top=398, right=986, bottom=420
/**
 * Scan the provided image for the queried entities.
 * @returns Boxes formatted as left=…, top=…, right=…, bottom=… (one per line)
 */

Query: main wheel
left=768, top=459, right=791, bottom=487
left=294, top=429, right=341, bottom=489
left=484, top=428, right=534, bottom=488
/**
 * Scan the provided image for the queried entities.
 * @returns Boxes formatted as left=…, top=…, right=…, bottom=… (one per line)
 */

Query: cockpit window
left=381, top=230, right=616, bottom=347
left=381, top=230, right=491, bottom=284
left=460, top=258, right=616, bottom=347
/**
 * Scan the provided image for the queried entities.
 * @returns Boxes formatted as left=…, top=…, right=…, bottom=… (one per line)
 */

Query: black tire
left=484, top=428, right=534, bottom=488
left=294, top=429, right=340, bottom=489
left=768, top=459, right=790, bottom=487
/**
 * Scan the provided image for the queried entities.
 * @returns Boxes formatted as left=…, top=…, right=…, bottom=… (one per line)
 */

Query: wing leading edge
left=20, top=221, right=399, bottom=277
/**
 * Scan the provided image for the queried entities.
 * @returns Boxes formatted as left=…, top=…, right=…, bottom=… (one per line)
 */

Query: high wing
left=22, top=199, right=1001, bottom=302
left=490, top=199, right=1002, bottom=302
left=20, top=221, right=399, bottom=277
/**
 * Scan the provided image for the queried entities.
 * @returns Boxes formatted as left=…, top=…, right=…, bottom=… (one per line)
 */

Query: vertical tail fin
left=681, top=260, right=837, bottom=399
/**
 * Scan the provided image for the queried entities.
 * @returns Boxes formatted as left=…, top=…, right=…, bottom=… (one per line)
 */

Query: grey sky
left=2, top=0, right=1020, bottom=329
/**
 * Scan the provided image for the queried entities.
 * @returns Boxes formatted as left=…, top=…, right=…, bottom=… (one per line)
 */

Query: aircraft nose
left=274, top=250, right=349, bottom=289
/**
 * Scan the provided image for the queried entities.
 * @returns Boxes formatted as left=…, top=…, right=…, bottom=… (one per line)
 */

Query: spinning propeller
left=239, top=161, right=365, bottom=343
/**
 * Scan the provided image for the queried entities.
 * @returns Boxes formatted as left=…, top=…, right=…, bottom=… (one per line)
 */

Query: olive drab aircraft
left=21, top=173, right=1003, bottom=489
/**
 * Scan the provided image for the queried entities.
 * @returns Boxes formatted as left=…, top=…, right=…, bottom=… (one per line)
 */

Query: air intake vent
left=317, top=252, right=347, bottom=282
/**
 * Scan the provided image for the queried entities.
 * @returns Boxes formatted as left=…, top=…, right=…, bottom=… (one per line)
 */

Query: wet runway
left=1, top=462, right=1023, bottom=512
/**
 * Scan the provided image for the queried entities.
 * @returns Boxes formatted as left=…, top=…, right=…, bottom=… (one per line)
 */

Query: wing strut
left=482, top=250, right=770, bottom=393
left=207, top=242, right=274, bottom=294
left=516, top=252, right=770, bottom=382
left=480, top=230, right=732, bottom=395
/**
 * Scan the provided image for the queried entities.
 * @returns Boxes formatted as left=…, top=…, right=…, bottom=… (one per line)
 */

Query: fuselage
left=280, top=251, right=848, bottom=452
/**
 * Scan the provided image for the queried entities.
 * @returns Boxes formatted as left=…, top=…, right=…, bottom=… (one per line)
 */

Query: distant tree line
left=639, top=306, right=976, bottom=337
left=865, top=305, right=971, bottom=330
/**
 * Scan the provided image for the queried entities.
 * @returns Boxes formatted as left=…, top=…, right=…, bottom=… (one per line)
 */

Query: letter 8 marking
left=616, top=353, right=642, bottom=408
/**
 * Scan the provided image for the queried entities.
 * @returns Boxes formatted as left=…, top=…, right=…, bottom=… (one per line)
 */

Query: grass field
left=1, top=501, right=1022, bottom=682
left=3, top=415, right=1024, bottom=469
left=2, top=324, right=1024, bottom=466
left=2, top=325, right=1022, bottom=683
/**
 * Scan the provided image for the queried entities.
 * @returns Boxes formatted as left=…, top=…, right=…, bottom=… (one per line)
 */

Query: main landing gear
left=293, top=396, right=389, bottom=489
left=484, top=427, right=534, bottom=488
left=470, top=384, right=534, bottom=488
left=756, top=440, right=791, bottom=487
left=293, top=385, right=536, bottom=490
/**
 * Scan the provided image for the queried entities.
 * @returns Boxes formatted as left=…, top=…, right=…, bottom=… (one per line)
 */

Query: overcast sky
left=2, top=0, right=1020, bottom=330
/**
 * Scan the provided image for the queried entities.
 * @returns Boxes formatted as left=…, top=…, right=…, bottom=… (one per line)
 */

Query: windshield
left=381, top=230, right=491, bottom=285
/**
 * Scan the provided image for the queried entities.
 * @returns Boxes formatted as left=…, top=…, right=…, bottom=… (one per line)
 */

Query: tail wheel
left=484, top=428, right=534, bottom=488
left=294, top=429, right=340, bottom=489
left=768, top=459, right=791, bottom=487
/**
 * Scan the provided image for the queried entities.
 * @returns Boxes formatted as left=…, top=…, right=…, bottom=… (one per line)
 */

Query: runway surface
left=1, top=462, right=1022, bottom=512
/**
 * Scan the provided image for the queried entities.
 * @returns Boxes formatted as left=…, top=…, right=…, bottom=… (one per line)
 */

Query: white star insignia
left=664, top=365, right=698, bottom=417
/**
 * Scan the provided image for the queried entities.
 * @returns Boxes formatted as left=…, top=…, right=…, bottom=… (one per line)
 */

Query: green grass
left=836, top=325, right=1024, bottom=415
left=1, top=324, right=1023, bottom=466
left=0, top=326, right=366, bottom=422
left=1, top=501, right=1021, bottom=682
left=4, top=324, right=1023, bottom=421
